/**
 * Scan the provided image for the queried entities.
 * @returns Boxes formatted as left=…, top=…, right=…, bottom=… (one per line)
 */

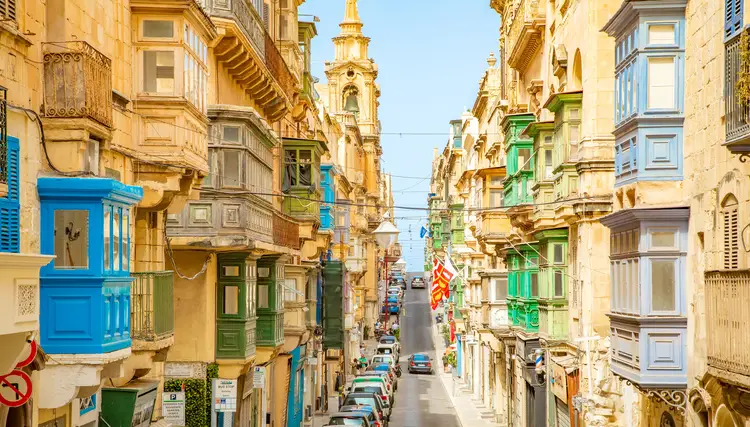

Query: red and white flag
left=431, top=255, right=456, bottom=309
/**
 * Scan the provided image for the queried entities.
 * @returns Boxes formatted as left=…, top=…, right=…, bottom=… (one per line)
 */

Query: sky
left=299, top=0, right=500, bottom=271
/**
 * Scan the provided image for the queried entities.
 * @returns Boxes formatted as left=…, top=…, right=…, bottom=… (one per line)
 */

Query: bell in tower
left=343, top=85, right=360, bottom=115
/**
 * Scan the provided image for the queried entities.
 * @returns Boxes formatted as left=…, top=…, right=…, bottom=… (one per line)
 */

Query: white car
left=371, top=354, right=396, bottom=367
left=375, top=343, right=399, bottom=361
left=349, top=382, right=391, bottom=419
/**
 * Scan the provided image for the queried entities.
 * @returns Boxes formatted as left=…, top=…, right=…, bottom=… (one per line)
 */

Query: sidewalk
left=430, top=315, right=502, bottom=427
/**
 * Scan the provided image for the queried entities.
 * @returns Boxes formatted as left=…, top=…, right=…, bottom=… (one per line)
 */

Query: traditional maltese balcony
left=506, top=0, right=545, bottom=72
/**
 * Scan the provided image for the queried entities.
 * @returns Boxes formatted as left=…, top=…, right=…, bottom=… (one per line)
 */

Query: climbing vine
left=164, top=363, right=219, bottom=427
left=737, top=30, right=750, bottom=105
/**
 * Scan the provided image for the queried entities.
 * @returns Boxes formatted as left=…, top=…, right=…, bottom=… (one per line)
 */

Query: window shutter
left=263, top=3, right=270, bottom=30
left=0, top=0, right=17, bottom=22
left=726, top=0, right=743, bottom=39
left=0, top=136, right=19, bottom=253
left=723, top=201, right=740, bottom=269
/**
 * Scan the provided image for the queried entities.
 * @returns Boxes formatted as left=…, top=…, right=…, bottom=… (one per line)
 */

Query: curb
left=430, top=310, right=464, bottom=427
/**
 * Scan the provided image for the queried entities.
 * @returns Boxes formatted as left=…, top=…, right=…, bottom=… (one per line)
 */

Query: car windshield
left=413, top=354, right=429, bottom=361
left=328, top=417, right=365, bottom=426
left=380, top=337, right=395, bottom=343
left=353, top=386, right=382, bottom=394
left=343, top=397, right=380, bottom=411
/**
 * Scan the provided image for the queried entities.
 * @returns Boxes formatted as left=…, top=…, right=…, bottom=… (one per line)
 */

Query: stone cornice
left=600, top=206, right=690, bottom=230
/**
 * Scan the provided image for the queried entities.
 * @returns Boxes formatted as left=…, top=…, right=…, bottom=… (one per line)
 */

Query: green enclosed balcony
left=545, top=91, right=582, bottom=203
left=524, top=121, right=556, bottom=217
left=506, top=246, right=539, bottom=333
left=282, top=137, right=328, bottom=222
left=131, top=271, right=175, bottom=343
left=215, top=254, right=257, bottom=359
left=256, top=255, right=285, bottom=348
left=322, top=261, right=345, bottom=350
left=450, top=204, right=465, bottom=245
left=535, top=229, right=569, bottom=341
left=502, top=113, right=536, bottom=207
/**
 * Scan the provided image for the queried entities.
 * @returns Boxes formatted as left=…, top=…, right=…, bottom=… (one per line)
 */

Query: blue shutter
left=0, top=136, right=20, bottom=252
left=726, top=0, right=744, bottom=38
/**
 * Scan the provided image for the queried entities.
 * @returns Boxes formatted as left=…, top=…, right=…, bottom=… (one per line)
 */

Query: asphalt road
left=386, top=285, right=461, bottom=427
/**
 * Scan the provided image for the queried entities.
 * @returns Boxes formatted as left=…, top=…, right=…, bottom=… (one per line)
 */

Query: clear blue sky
left=300, top=0, right=500, bottom=271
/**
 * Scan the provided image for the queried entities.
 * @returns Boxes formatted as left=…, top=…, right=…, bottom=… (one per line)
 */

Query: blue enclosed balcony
left=602, top=0, right=687, bottom=188
left=38, top=178, right=143, bottom=355
left=601, top=207, right=689, bottom=389
left=320, top=165, right=335, bottom=231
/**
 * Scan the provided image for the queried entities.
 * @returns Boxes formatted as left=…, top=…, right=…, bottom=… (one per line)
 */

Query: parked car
left=407, top=353, right=434, bottom=375
left=326, top=411, right=371, bottom=427
left=350, top=381, right=392, bottom=407
left=358, top=372, right=394, bottom=394
left=342, top=392, right=389, bottom=423
left=376, top=343, right=399, bottom=361
left=339, top=405, right=384, bottom=427
left=369, top=363, right=398, bottom=389
left=411, top=277, right=426, bottom=289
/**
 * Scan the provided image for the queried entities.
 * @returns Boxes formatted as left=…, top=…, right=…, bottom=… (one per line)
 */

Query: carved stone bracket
left=739, top=153, right=750, bottom=163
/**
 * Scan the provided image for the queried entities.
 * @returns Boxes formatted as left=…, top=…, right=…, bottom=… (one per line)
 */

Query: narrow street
left=387, top=288, right=461, bottom=427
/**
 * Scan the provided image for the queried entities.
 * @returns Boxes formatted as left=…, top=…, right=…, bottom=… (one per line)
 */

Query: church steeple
left=340, top=0, right=364, bottom=35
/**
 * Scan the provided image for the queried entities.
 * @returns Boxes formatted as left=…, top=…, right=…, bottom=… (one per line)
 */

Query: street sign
left=162, top=392, right=185, bottom=426
left=252, top=367, right=266, bottom=389
left=212, top=379, right=237, bottom=412
left=15, top=340, right=37, bottom=369
left=0, top=370, right=32, bottom=407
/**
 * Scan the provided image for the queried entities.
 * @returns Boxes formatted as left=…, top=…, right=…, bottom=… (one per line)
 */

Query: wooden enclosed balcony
left=42, top=41, right=113, bottom=129
left=506, top=0, right=545, bottom=72
left=131, top=271, right=175, bottom=344
left=724, top=34, right=750, bottom=155
left=212, top=2, right=298, bottom=122
left=706, top=270, right=750, bottom=377
left=273, top=211, right=301, bottom=250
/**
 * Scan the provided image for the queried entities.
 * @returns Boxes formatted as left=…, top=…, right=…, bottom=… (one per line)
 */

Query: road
left=387, top=285, right=461, bottom=427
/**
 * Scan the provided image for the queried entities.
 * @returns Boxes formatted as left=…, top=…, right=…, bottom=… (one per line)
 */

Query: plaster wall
left=168, top=251, right=217, bottom=363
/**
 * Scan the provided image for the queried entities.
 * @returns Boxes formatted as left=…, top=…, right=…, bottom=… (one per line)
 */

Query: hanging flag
left=430, top=285, right=442, bottom=310
left=432, top=255, right=456, bottom=301
left=420, top=225, right=428, bottom=239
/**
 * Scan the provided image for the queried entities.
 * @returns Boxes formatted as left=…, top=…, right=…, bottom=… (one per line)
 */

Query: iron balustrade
left=131, top=271, right=175, bottom=341
left=705, top=270, right=750, bottom=377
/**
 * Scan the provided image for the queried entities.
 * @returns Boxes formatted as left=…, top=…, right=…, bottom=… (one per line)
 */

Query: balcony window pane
left=554, top=270, right=564, bottom=298
left=545, top=150, right=553, bottom=178
left=494, top=278, right=508, bottom=301
left=224, top=285, right=239, bottom=315
left=631, top=259, right=639, bottom=313
left=224, top=126, right=241, bottom=144
left=531, top=272, right=539, bottom=297
left=258, top=284, right=269, bottom=308
left=490, top=190, right=503, bottom=208
left=285, top=278, right=297, bottom=302
left=651, top=259, right=676, bottom=312
left=224, top=150, right=242, bottom=188
left=651, top=231, right=676, bottom=249
left=204, top=150, right=217, bottom=187
left=143, top=51, right=174, bottom=93
left=54, top=210, right=89, bottom=269
left=299, top=150, right=312, bottom=186
left=143, top=20, right=174, bottom=38
left=519, top=149, right=531, bottom=171
left=124, top=211, right=130, bottom=271
left=648, top=24, right=675, bottom=45
left=104, top=208, right=110, bottom=270
left=553, top=244, right=564, bottom=264
left=113, top=209, right=121, bottom=270
left=647, top=57, right=675, bottom=109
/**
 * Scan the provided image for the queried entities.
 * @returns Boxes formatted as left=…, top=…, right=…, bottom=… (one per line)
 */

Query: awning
left=550, top=354, right=578, bottom=374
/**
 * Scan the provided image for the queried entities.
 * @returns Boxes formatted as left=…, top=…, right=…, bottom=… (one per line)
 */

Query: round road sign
left=0, top=370, right=32, bottom=407
left=15, top=340, right=37, bottom=369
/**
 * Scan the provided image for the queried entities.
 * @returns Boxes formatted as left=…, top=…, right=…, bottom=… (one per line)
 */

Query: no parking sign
left=0, top=370, right=32, bottom=407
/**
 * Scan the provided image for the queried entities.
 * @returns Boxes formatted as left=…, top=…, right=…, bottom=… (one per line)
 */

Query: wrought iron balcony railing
left=131, top=271, right=175, bottom=341
left=42, top=41, right=113, bottom=128
left=273, top=211, right=300, bottom=250
left=706, top=269, right=750, bottom=377
left=201, top=0, right=265, bottom=58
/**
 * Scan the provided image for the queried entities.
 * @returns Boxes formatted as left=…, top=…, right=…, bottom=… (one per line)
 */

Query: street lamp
left=372, top=220, right=399, bottom=249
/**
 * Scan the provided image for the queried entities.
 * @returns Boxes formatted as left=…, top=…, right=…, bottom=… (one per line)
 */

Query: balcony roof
left=601, top=0, right=687, bottom=37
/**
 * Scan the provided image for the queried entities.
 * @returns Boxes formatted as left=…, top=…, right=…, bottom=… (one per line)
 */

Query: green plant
left=164, top=363, right=219, bottom=427
left=738, top=30, right=750, bottom=105
left=446, top=352, right=457, bottom=368
left=441, top=324, right=450, bottom=345
left=393, top=328, right=400, bottom=340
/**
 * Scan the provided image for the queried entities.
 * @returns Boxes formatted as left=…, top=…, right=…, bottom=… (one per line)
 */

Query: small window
left=518, top=149, right=531, bottom=171
left=494, top=277, right=508, bottom=301
left=258, top=284, right=269, bottom=308
left=648, top=24, right=675, bottom=45
left=223, top=266, right=240, bottom=277
left=553, top=244, right=564, bottom=264
left=554, top=271, right=564, bottom=298
left=530, top=272, right=539, bottom=297
left=647, top=57, right=676, bottom=109
left=651, top=259, right=676, bottom=312
left=104, top=208, right=111, bottom=270
left=143, top=20, right=174, bottom=38
left=285, top=278, right=297, bottom=302
left=544, top=150, right=553, bottom=178
left=143, top=51, right=175, bottom=93
left=651, top=231, right=676, bottom=249
left=54, top=210, right=89, bottom=269
left=223, top=285, right=239, bottom=315
left=223, top=126, right=242, bottom=144
left=258, top=267, right=270, bottom=278
left=224, top=150, right=243, bottom=188
left=490, top=190, right=503, bottom=208
left=204, top=150, right=218, bottom=187
left=113, top=209, right=121, bottom=270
